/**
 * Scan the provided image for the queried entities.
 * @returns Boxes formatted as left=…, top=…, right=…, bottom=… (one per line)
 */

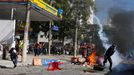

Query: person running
left=103, top=44, right=115, bottom=72
left=9, top=47, right=18, bottom=68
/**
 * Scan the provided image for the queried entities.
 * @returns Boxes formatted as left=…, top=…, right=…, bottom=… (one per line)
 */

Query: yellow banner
left=30, top=0, right=58, bottom=16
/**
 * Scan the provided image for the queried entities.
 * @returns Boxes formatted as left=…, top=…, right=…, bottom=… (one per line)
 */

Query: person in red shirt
left=81, top=43, right=88, bottom=58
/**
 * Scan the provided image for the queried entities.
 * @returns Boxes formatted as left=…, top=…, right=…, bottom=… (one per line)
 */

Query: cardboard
left=33, top=57, right=42, bottom=66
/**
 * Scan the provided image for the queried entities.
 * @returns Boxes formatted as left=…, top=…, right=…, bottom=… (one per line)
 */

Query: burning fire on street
left=87, top=50, right=97, bottom=66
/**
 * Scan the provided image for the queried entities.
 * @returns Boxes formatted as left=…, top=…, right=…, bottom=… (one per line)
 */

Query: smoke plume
left=104, top=8, right=134, bottom=57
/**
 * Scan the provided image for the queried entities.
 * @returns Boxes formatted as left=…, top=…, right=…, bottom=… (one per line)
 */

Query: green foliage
left=31, top=21, right=50, bottom=35
left=54, top=0, right=96, bottom=41
left=30, top=0, right=96, bottom=42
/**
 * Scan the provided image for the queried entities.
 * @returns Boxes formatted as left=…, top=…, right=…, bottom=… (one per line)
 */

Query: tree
left=54, top=0, right=95, bottom=43
left=45, top=0, right=95, bottom=57
left=54, top=0, right=75, bottom=43
left=30, top=21, right=49, bottom=38
left=30, top=0, right=96, bottom=55
left=69, top=0, right=95, bottom=57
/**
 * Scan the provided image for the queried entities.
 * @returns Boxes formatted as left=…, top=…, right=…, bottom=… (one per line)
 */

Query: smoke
left=93, top=14, right=122, bottom=68
left=104, top=8, right=134, bottom=57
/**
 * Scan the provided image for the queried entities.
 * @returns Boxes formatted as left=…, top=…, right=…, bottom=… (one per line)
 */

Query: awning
left=0, top=1, right=61, bottom=21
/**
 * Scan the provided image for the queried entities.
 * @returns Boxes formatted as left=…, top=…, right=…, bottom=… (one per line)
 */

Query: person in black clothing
left=103, top=44, right=115, bottom=71
left=9, top=48, right=18, bottom=68
left=34, top=43, right=41, bottom=56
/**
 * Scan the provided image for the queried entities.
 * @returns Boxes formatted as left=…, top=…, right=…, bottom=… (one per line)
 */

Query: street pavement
left=0, top=54, right=133, bottom=75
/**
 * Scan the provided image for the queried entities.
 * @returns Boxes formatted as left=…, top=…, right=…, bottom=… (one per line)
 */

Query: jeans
left=103, top=56, right=112, bottom=71
left=10, top=54, right=18, bottom=67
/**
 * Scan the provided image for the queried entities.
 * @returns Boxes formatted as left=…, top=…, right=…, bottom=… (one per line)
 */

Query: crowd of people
left=11, top=39, right=75, bottom=57
left=29, top=43, right=74, bottom=56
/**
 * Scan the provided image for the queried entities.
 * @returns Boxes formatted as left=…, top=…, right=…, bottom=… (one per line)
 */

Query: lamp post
left=73, top=0, right=80, bottom=57
left=74, top=18, right=78, bottom=57
left=48, top=21, right=52, bottom=55
left=48, top=0, right=55, bottom=55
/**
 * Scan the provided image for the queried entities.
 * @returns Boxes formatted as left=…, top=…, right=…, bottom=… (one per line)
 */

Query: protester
left=34, top=43, right=40, bottom=56
left=103, top=44, right=115, bottom=71
left=81, top=43, right=88, bottom=58
left=9, top=47, right=18, bottom=68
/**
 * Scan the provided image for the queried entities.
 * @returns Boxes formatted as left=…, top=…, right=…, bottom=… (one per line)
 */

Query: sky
left=95, top=0, right=134, bottom=25
left=95, top=0, right=134, bottom=55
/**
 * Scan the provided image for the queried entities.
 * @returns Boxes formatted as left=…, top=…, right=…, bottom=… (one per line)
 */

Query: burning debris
left=81, top=50, right=105, bottom=72
left=87, top=50, right=97, bottom=66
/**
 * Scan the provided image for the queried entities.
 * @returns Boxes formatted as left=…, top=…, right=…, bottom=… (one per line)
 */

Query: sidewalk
left=0, top=55, right=111, bottom=75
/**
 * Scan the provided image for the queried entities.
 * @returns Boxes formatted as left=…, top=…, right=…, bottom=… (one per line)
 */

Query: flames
left=87, top=50, right=96, bottom=66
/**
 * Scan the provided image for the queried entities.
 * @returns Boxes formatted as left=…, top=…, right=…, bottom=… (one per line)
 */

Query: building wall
left=37, top=31, right=48, bottom=43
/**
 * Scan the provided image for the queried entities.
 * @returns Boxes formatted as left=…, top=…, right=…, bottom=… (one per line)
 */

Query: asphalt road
left=0, top=61, right=108, bottom=75
left=105, top=63, right=134, bottom=75
left=0, top=55, right=134, bottom=75
left=1, top=62, right=134, bottom=75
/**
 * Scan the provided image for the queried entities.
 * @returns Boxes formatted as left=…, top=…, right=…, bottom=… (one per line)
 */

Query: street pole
left=48, top=0, right=54, bottom=55
left=11, top=8, right=14, bottom=20
left=11, top=8, right=15, bottom=45
left=48, top=21, right=52, bottom=55
left=22, top=2, right=30, bottom=63
left=74, top=18, right=78, bottom=57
